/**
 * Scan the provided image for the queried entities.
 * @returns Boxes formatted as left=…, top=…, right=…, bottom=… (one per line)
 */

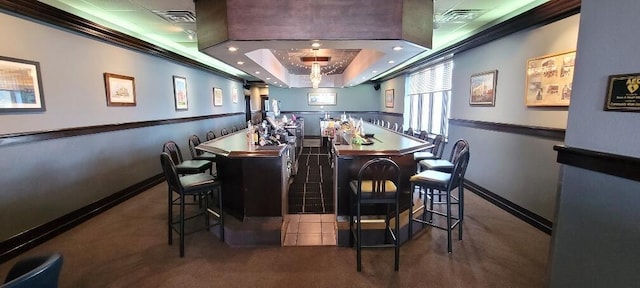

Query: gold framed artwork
left=0, top=56, right=46, bottom=112
left=213, top=87, right=223, bottom=106
left=470, top=70, right=497, bottom=106
left=385, top=89, right=394, bottom=108
left=308, top=92, right=336, bottom=106
left=104, top=73, right=136, bottom=106
left=172, top=76, right=188, bottom=110
left=525, top=51, right=575, bottom=107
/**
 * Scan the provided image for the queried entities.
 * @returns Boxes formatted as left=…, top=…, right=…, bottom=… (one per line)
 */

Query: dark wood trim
left=450, top=118, right=565, bottom=141
left=465, top=180, right=553, bottom=235
left=0, top=1, right=243, bottom=82
left=378, top=0, right=581, bottom=80
left=554, top=145, right=640, bottom=183
left=0, top=112, right=243, bottom=147
left=0, top=174, right=165, bottom=264
left=379, top=111, right=403, bottom=117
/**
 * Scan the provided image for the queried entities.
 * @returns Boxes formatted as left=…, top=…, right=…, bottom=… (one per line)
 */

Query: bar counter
left=197, top=129, right=291, bottom=246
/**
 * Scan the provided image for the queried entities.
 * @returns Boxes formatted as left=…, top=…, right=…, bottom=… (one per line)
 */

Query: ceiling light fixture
left=228, top=47, right=238, bottom=52
left=309, top=49, right=322, bottom=89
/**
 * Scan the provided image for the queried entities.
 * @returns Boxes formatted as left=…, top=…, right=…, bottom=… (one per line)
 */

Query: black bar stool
left=408, top=147, right=470, bottom=253
left=160, top=152, right=224, bottom=257
left=349, top=158, right=401, bottom=272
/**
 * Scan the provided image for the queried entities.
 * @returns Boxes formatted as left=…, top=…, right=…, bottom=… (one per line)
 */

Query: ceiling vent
left=437, top=9, right=484, bottom=24
left=152, top=10, right=196, bottom=23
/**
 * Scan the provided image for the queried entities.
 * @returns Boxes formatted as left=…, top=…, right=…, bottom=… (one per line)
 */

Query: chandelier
left=309, top=49, right=322, bottom=88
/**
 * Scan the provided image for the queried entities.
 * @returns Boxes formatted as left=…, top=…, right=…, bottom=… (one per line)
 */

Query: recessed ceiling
left=37, top=0, right=550, bottom=87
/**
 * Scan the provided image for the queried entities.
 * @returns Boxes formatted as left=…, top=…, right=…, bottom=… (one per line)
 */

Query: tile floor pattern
left=283, top=139, right=336, bottom=246
left=283, top=214, right=337, bottom=246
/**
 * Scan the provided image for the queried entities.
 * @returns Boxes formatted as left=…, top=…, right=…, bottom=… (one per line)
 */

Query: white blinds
left=407, top=60, right=453, bottom=94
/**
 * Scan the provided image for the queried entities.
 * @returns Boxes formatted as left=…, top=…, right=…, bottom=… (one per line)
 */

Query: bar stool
left=414, top=134, right=446, bottom=172
left=349, top=158, right=401, bottom=272
left=162, top=141, right=212, bottom=175
left=206, top=130, right=217, bottom=141
left=160, top=152, right=224, bottom=257
left=418, top=139, right=469, bottom=174
left=188, top=134, right=217, bottom=176
left=408, top=147, right=470, bottom=253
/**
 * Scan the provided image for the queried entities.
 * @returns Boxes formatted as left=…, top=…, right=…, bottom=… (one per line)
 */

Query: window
left=404, top=60, right=452, bottom=138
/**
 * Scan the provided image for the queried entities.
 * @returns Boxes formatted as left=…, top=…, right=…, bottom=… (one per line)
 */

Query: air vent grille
left=152, top=10, right=196, bottom=23
left=438, top=9, right=484, bottom=24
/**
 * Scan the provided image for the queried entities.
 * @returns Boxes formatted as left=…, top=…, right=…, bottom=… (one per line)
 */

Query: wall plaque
left=605, top=73, right=640, bottom=111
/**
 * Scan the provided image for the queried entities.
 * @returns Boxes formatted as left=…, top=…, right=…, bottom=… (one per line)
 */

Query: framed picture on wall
left=308, top=92, right=336, bottom=106
left=172, top=76, right=188, bottom=110
left=104, top=73, right=136, bottom=106
left=385, top=89, right=394, bottom=108
left=0, top=56, right=46, bottom=112
left=213, top=87, right=223, bottom=106
left=525, top=51, right=575, bottom=107
left=470, top=70, right=498, bottom=106
left=232, top=87, right=238, bottom=104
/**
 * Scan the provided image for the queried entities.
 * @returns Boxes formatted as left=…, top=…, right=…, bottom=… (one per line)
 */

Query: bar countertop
left=197, top=129, right=287, bottom=158
left=333, top=122, right=431, bottom=157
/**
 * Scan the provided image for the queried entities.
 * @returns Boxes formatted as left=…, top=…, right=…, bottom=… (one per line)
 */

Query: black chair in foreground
left=2, top=253, right=63, bottom=288
left=160, top=152, right=224, bottom=257
left=408, top=147, right=470, bottom=253
left=349, top=158, right=401, bottom=272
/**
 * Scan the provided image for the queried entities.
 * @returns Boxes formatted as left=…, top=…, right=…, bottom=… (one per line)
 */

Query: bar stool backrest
left=162, top=141, right=184, bottom=165
left=449, top=139, right=469, bottom=164
left=355, top=158, right=401, bottom=199
left=206, top=131, right=216, bottom=141
left=431, top=135, right=446, bottom=158
left=449, top=147, right=470, bottom=190
left=188, top=135, right=203, bottom=158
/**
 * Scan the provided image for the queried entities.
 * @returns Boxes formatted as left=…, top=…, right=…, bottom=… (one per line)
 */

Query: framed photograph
left=525, top=51, right=575, bottom=107
left=470, top=70, right=498, bottom=106
left=213, top=87, right=223, bottom=106
left=308, top=92, right=336, bottom=106
left=104, top=73, right=136, bottom=106
left=172, top=76, right=188, bottom=110
left=0, top=56, right=45, bottom=112
left=232, top=87, right=238, bottom=104
left=385, top=89, right=394, bottom=108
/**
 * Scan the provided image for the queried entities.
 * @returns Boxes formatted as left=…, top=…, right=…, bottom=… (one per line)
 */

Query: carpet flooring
left=288, top=146, right=333, bottom=214
left=0, top=183, right=552, bottom=287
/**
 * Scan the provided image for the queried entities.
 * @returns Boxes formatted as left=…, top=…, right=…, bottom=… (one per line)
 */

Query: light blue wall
left=549, top=0, right=640, bottom=286
left=269, top=85, right=389, bottom=136
left=269, top=85, right=378, bottom=112
left=446, top=14, right=580, bottom=221
left=0, top=12, right=244, bottom=240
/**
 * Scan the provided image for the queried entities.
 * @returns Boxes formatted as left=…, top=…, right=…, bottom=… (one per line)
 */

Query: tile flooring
left=283, top=214, right=337, bottom=246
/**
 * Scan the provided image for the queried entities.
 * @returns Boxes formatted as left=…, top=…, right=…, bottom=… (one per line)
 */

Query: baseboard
left=0, top=174, right=165, bottom=264
left=464, top=180, right=553, bottom=235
